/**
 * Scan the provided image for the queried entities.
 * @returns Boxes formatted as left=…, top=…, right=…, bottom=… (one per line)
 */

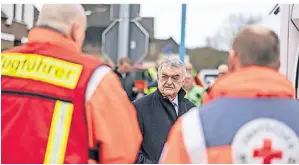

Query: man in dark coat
left=133, top=56, right=195, bottom=164
left=114, top=57, right=138, bottom=101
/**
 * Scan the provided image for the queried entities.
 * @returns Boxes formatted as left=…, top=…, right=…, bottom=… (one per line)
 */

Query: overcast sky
left=35, top=4, right=277, bottom=48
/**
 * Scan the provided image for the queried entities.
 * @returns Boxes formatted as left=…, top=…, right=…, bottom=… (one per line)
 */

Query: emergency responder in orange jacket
left=160, top=25, right=299, bottom=164
left=1, top=4, right=142, bottom=164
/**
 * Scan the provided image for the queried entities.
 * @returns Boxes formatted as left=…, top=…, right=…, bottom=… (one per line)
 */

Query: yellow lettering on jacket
left=1, top=53, right=83, bottom=89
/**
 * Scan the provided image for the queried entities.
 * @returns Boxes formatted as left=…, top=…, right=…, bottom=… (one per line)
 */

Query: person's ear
left=70, top=23, right=78, bottom=41
left=70, top=23, right=84, bottom=49
left=228, top=49, right=240, bottom=72
left=273, top=60, right=280, bottom=71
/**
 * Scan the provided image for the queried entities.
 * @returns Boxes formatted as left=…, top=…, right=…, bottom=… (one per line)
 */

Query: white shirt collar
left=121, top=73, right=126, bottom=78
left=172, top=95, right=179, bottom=115
left=172, top=95, right=178, bottom=107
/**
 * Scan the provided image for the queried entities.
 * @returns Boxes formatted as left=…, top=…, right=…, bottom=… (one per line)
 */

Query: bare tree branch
left=205, top=36, right=219, bottom=49
left=207, top=13, right=262, bottom=50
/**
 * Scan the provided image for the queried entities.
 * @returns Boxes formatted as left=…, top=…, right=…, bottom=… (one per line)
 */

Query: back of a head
left=185, top=71, right=194, bottom=82
left=185, top=63, right=193, bottom=71
left=218, top=64, right=228, bottom=73
left=37, top=4, right=86, bottom=37
left=232, top=25, right=280, bottom=69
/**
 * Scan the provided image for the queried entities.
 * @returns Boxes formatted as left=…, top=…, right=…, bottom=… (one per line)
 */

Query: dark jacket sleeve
left=181, top=99, right=196, bottom=116
left=132, top=100, right=157, bottom=164
left=132, top=100, right=144, bottom=135
left=135, top=151, right=156, bottom=164
left=186, top=100, right=196, bottom=110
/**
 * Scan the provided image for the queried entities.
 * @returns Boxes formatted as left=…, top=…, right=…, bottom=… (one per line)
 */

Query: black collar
left=156, top=88, right=186, bottom=102
left=113, top=67, right=129, bottom=77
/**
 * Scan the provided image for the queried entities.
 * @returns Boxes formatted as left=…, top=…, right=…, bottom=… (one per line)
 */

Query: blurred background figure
left=114, top=57, right=139, bottom=101
left=143, top=59, right=162, bottom=95
left=218, top=64, right=228, bottom=78
left=184, top=72, right=205, bottom=107
left=185, top=63, right=193, bottom=73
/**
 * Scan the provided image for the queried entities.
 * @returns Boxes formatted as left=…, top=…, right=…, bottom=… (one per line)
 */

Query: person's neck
left=36, top=24, right=67, bottom=37
left=166, top=94, right=176, bottom=101
left=185, top=86, right=193, bottom=92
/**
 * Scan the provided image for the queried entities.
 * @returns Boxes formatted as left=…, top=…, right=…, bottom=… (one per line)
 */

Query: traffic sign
left=102, top=20, right=149, bottom=65
left=102, top=21, right=119, bottom=65
left=128, top=20, right=149, bottom=65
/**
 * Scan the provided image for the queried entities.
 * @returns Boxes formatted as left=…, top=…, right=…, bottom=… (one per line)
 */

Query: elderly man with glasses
left=133, top=56, right=195, bottom=164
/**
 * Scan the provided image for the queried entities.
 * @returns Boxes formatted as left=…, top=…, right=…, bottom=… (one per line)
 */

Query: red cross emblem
left=253, top=139, right=283, bottom=164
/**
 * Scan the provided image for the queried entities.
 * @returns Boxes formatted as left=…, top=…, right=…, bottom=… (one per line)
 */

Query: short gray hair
left=232, top=25, right=280, bottom=68
left=37, top=4, right=86, bottom=35
left=158, top=56, right=187, bottom=77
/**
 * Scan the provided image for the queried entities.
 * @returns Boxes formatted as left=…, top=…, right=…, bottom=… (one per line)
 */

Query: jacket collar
left=28, top=26, right=80, bottom=53
left=113, top=67, right=130, bottom=78
left=156, top=88, right=186, bottom=102
left=208, top=66, right=295, bottom=100
left=155, top=88, right=187, bottom=121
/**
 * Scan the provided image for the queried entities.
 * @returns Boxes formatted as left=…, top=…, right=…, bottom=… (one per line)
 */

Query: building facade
left=1, top=4, right=39, bottom=50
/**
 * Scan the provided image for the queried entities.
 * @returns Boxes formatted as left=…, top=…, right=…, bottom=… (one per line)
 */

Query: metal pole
left=118, top=4, right=130, bottom=58
left=179, top=4, right=187, bottom=62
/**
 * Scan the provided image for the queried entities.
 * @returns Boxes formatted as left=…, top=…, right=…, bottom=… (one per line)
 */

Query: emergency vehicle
left=198, top=69, right=218, bottom=88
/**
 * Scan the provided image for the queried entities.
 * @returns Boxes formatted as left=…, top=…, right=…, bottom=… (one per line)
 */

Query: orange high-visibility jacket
left=1, top=27, right=142, bottom=164
left=160, top=67, right=299, bottom=164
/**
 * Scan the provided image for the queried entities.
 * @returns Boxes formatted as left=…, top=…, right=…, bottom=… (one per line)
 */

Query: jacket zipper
left=2, top=90, right=72, bottom=103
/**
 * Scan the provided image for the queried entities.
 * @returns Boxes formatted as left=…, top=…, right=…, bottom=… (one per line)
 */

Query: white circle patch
left=231, top=118, right=299, bottom=164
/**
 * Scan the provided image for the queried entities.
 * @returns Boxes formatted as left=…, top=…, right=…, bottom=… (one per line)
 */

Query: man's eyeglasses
left=160, top=74, right=181, bottom=83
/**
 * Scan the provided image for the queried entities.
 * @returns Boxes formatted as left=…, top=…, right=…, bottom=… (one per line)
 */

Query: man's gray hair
left=158, top=56, right=187, bottom=77
left=37, top=4, right=86, bottom=35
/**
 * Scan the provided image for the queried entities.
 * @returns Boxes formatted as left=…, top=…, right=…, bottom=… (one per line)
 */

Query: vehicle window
left=204, top=75, right=218, bottom=86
